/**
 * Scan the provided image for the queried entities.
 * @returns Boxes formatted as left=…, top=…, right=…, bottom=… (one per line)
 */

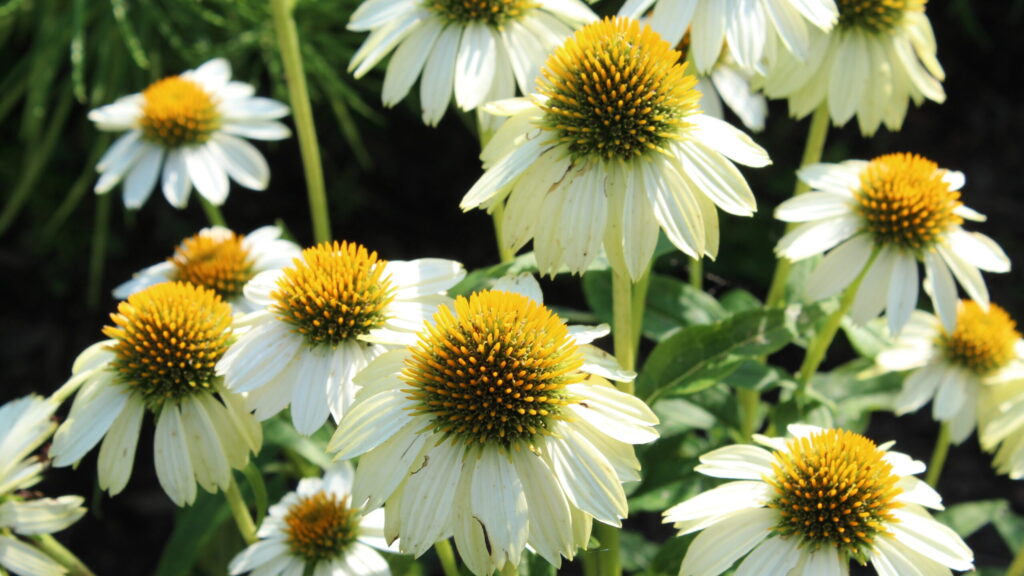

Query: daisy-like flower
left=664, top=425, right=974, bottom=576
left=113, top=225, right=301, bottom=313
left=461, top=17, right=771, bottom=281
left=980, top=376, right=1024, bottom=479
left=877, top=302, right=1024, bottom=445
left=49, top=282, right=263, bottom=507
left=760, top=0, right=944, bottom=136
left=89, top=58, right=291, bottom=209
left=775, top=152, right=1010, bottom=336
left=347, top=0, right=595, bottom=127
left=329, top=278, right=659, bottom=576
left=229, top=463, right=391, bottom=576
left=617, top=0, right=837, bottom=74
left=1, top=396, right=87, bottom=576
left=217, top=241, right=465, bottom=435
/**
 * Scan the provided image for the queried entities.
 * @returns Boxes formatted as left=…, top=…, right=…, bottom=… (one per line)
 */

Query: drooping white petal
left=680, top=507, right=777, bottom=576
left=154, top=404, right=198, bottom=506
left=454, top=23, right=497, bottom=111
left=50, top=378, right=130, bottom=467
left=208, top=133, right=270, bottom=191
left=471, top=449, right=528, bottom=566
left=399, top=441, right=464, bottom=556
left=420, top=23, right=462, bottom=126
left=161, top=149, right=192, bottom=208
left=329, top=389, right=415, bottom=458
left=97, top=395, right=145, bottom=495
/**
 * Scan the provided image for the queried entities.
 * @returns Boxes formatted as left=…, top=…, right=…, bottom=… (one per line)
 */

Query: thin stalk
left=764, top=103, right=831, bottom=308
left=491, top=201, right=514, bottom=263
left=795, top=248, right=879, bottom=403
left=630, top=265, right=651, bottom=355
left=612, top=269, right=636, bottom=379
left=435, top=539, right=460, bottom=576
left=1007, top=539, right=1024, bottom=576
left=198, top=196, right=226, bottom=227
left=241, top=461, right=269, bottom=528
left=500, top=561, right=519, bottom=576
left=224, top=476, right=258, bottom=545
left=86, top=193, right=112, bottom=312
left=925, top=422, right=951, bottom=488
left=737, top=388, right=760, bottom=439
left=31, top=534, right=96, bottom=576
left=592, top=523, right=621, bottom=576
left=688, top=257, right=702, bottom=290
left=270, top=0, right=331, bottom=244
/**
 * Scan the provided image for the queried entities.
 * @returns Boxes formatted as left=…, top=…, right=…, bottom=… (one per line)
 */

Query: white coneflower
left=0, top=395, right=87, bottom=576
left=49, top=282, right=262, bottom=506
left=462, top=17, right=770, bottom=281
left=760, top=0, right=944, bottom=135
left=665, top=425, right=974, bottom=576
left=113, top=225, right=301, bottom=313
left=348, top=0, right=595, bottom=126
left=877, top=302, right=1024, bottom=444
left=229, top=463, right=391, bottom=576
left=90, top=58, right=290, bottom=208
left=217, top=241, right=465, bottom=435
left=329, top=277, right=658, bottom=576
left=775, top=152, right=1009, bottom=335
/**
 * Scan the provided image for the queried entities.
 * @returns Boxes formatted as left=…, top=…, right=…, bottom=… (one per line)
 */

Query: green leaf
left=448, top=253, right=539, bottom=297
left=619, top=530, right=662, bottom=573
left=723, top=360, right=790, bottom=392
left=811, top=358, right=903, bottom=432
left=263, top=415, right=332, bottom=470
left=155, top=491, right=231, bottom=576
left=718, top=288, right=762, bottom=314
left=638, top=306, right=799, bottom=403
left=841, top=317, right=892, bottom=359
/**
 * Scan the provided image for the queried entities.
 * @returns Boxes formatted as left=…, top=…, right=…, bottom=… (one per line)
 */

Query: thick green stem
left=765, top=104, right=831, bottom=308
left=1008, top=538, right=1024, bottom=576
left=198, top=196, right=226, bottom=227
left=30, top=534, right=96, bottom=576
left=688, top=257, right=702, bottom=290
left=435, top=539, right=460, bottom=576
left=795, top=248, right=879, bottom=403
left=612, top=269, right=636, bottom=379
left=86, top=193, right=112, bottom=312
left=592, top=523, right=621, bottom=576
left=491, top=201, right=514, bottom=263
left=225, top=476, right=258, bottom=545
left=271, top=0, right=331, bottom=244
left=737, top=388, right=760, bottom=440
left=631, top=265, right=651, bottom=356
left=925, top=422, right=951, bottom=488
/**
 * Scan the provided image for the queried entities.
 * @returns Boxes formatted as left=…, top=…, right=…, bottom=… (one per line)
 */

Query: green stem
left=86, top=193, right=112, bottom=312
left=925, top=422, right=951, bottom=488
left=764, top=103, right=831, bottom=308
left=31, top=534, right=96, bottom=576
left=688, top=257, right=702, bottom=291
left=795, top=247, right=879, bottom=403
left=198, top=196, right=227, bottom=227
left=1008, top=538, right=1024, bottom=576
left=612, top=268, right=636, bottom=379
left=491, top=201, right=514, bottom=263
left=224, top=476, right=258, bottom=545
left=592, top=523, right=621, bottom=576
left=500, top=561, right=519, bottom=576
left=241, top=461, right=269, bottom=529
left=737, top=388, right=760, bottom=440
left=435, top=539, right=460, bottom=576
left=270, top=0, right=331, bottom=244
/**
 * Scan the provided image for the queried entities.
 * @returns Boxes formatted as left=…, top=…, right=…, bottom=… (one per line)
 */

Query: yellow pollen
left=853, top=152, right=962, bottom=251
left=285, top=492, right=361, bottom=562
left=429, top=0, right=535, bottom=26
left=271, top=241, right=395, bottom=348
left=837, top=0, right=924, bottom=32
left=402, top=290, right=583, bottom=447
left=939, top=301, right=1020, bottom=375
left=102, top=282, right=232, bottom=408
left=140, top=76, right=220, bottom=147
left=170, top=230, right=255, bottom=300
left=538, top=17, right=700, bottom=161
left=768, top=429, right=902, bottom=561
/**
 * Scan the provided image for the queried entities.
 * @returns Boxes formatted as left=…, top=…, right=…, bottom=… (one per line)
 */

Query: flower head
left=347, top=0, right=595, bottom=127
left=761, top=0, right=943, bottom=135
left=113, top=225, right=301, bottom=313
left=664, top=425, right=973, bottom=576
left=878, top=302, right=1024, bottom=445
left=229, top=463, right=391, bottom=576
left=217, top=241, right=465, bottom=435
left=775, top=153, right=1009, bottom=335
left=89, top=58, right=291, bottom=209
left=618, top=0, right=837, bottom=74
left=0, top=396, right=88, bottom=576
left=462, top=17, right=770, bottom=280
left=328, top=276, right=658, bottom=575
left=49, top=282, right=262, bottom=506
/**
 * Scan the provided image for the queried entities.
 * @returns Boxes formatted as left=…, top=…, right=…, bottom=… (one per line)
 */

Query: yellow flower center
left=103, top=282, right=232, bottom=408
left=939, top=301, right=1020, bottom=375
left=403, top=290, right=583, bottom=447
left=428, top=0, right=535, bottom=26
left=271, top=241, right=395, bottom=348
left=140, top=76, right=220, bottom=147
left=285, top=492, right=361, bottom=562
left=170, top=230, right=255, bottom=300
left=853, top=153, right=963, bottom=251
left=768, top=429, right=902, bottom=561
left=837, top=0, right=924, bottom=32
left=538, top=17, right=700, bottom=162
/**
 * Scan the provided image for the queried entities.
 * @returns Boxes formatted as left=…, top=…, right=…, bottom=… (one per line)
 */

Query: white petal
left=161, top=149, right=192, bottom=208
left=894, top=363, right=943, bottom=416
left=0, top=497, right=85, bottom=535
left=229, top=540, right=291, bottom=574
left=208, top=133, right=270, bottom=191
left=382, top=18, right=444, bottom=107
left=774, top=192, right=854, bottom=222
left=734, top=536, right=802, bottom=576
left=97, top=396, right=145, bottom=495
left=687, top=112, right=770, bottom=168
left=122, top=144, right=164, bottom=208
left=222, top=121, right=292, bottom=141
left=191, top=58, right=232, bottom=92
left=888, top=508, right=974, bottom=571
left=290, top=353, right=334, bottom=435
left=512, top=449, right=574, bottom=565
left=0, top=535, right=67, bottom=576
left=399, top=441, right=464, bottom=556
left=471, top=449, right=528, bottom=566
left=886, top=255, right=919, bottom=336
left=774, top=216, right=861, bottom=260
left=184, top=146, right=230, bottom=206
left=50, top=378, right=129, bottom=467
left=664, top=481, right=772, bottom=535
left=546, top=427, right=626, bottom=525
left=350, top=420, right=427, bottom=510
left=680, top=507, right=776, bottom=576
left=454, top=23, right=497, bottom=110
left=221, top=97, right=290, bottom=121
left=924, top=251, right=958, bottom=334
left=154, top=404, right=198, bottom=506
left=328, top=389, right=415, bottom=458
left=805, top=233, right=873, bottom=301
left=181, top=397, right=232, bottom=493
left=947, top=229, right=1010, bottom=273
left=420, top=23, right=462, bottom=126
left=695, top=444, right=775, bottom=479
left=566, top=383, right=658, bottom=444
